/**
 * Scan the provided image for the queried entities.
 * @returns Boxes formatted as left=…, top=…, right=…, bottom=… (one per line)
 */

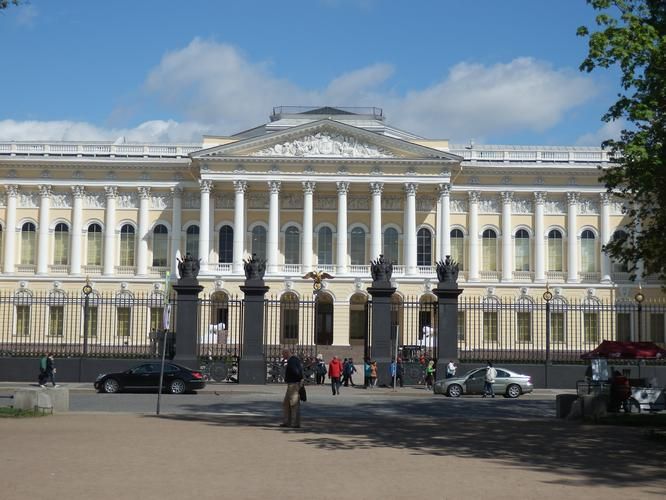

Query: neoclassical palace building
left=0, top=106, right=652, bottom=350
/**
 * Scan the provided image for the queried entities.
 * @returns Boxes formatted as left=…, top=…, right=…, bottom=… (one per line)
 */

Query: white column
left=136, top=186, right=150, bottom=276
left=170, top=187, right=183, bottom=278
left=37, top=185, right=51, bottom=275
left=103, top=187, right=117, bottom=276
left=336, top=181, right=349, bottom=274
left=468, top=191, right=480, bottom=282
left=369, top=182, right=383, bottom=260
left=70, top=186, right=84, bottom=275
left=232, top=181, right=247, bottom=274
left=534, top=192, right=546, bottom=282
left=567, top=192, right=579, bottom=283
left=439, top=183, right=451, bottom=260
left=198, top=180, right=212, bottom=266
left=267, top=180, right=281, bottom=273
left=500, top=191, right=513, bottom=282
left=302, top=181, right=315, bottom=272
left=404, top=183, right=418, bottom=275
left=4, top=185, right=18, bottom=274
left=209, top=189, right=216, bottom=265
left=600, top=193, right=611, bottom=283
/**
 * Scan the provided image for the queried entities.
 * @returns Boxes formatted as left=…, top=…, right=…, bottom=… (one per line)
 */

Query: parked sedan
left=94, top=362, right=205, bottom=394
left=434, top=367, right=533, bottom=398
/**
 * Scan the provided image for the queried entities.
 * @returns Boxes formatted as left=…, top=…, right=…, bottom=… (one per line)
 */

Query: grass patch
left=0, top=407, right=49, bottom=418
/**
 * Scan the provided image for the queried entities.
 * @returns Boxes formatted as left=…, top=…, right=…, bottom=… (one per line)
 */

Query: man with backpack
left=343, top=357, right=357, bottom=387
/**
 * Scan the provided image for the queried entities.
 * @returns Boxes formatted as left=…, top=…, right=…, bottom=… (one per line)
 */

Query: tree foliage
left=578, top=0, right=666, bottom=281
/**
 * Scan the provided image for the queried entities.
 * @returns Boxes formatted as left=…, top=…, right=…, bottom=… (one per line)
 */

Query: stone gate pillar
left=239, top=254, right=269, bottom=384
left=367, top=255, right=396, bottom=387
left=434, top=256, right=463, bottom=377
left=173, top=253, right=204, bottom=368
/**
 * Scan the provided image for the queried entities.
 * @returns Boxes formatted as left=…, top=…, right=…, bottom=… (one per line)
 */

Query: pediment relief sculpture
left=251, top=132, right=395, bottom=158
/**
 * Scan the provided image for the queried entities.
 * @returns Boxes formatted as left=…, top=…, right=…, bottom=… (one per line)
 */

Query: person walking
left=328, top=355, right=343, bottom=395
left=281, top=349, right=304, bottom=428
left=396, top=357, right=404, bottom=388
left=315, top=354, right=327, bottom=385
left=425, top=359, right=436, bottom=391
left=370, top=360, right=378, bottom=388
left=343, top=358, right=357, bottom=387
left=363, top=358, right=371, bottom=388
left=483, top=361, right=496, bottom=398
left=446, top=360, right=457, bottom=379
left=38, top=353, right=48, bottom=387
left=44, top=353, right=58, bottom=388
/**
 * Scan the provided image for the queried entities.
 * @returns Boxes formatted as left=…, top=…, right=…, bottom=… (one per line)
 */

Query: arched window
left=186, top=225, right=199, bottom=259
left=284, top=226, right=300, bottom=265
left=350, top=227, right=365, bottom=266
left=450, top=228, right=465, bottom=270
left=280, top=292, right=299, bottom=341
left=251, top=226, right=267, bottom=260
left=53, top=223, right=69, bottom=266
left=20, top=222, right=36, bottom=265
left=317, top=227, right=333, bottom=265
left=120, top=224, right=135, bottom=267
left=581, top=229, right=597, bottom=272
left=218, top=225, right=233, bottom=264
left=611, top=230, right=629, bottom=273
left=349, top=293, right=368, bottom=341
left=87, top=223, right=102, bottom=266
left=152, top=224, right=168, bottom=267
left=481, top=229, right=497, bottom=272
left=417, top=228, right=432, bottom=267
left=514, top=229, right=530, bottom=272
left=548, top=229, right=563, bottom=272
left=383, top=227, right=399, bottom=264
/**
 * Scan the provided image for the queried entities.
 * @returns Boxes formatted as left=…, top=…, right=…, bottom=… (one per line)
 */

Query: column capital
left=268, top=180, right=281, bottom=194
left=468, top=191, right=480, bottom=203
left=534, top=191, right=547, bottom=205
left=199, top=180, right=214, bottom=193
left=138, top=186, right=151, bottom=199
left=567, top=192, right=580, bottom=206
left=233, top=180, right=248, bottom=194
left=38, top=185, right=52, bottom=198
left=5, top=185, right=19, bottom=197
left=600, top=192, right=612, bottom=205
left=71, top=185, right=85, bottom=198
left=369, top=182, right=384, bottom=195
left=302, top=181, right=316, bottom=194
left=438, top=183, right=451, bottom=196
left=404, top=183, right=418, bottom=196
left=104, top=186, right=118, bottom=198
left=170, top=186, right=184, bottom=199
left=336, top=181, right=350, bottom=195
left=499, top=191, right=513, bottom=204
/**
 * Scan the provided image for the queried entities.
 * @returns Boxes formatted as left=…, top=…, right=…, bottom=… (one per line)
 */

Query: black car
left=94, top=362, right=205, bottom=394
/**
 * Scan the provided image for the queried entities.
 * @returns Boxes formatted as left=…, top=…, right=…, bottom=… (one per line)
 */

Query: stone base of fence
left=238, top=356, right=266, bottom=384
left=13, top=386, right=69, bottom=413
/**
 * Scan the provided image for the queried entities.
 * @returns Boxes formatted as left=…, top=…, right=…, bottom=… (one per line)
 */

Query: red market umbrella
left=581, top=341, right=666, bottom=360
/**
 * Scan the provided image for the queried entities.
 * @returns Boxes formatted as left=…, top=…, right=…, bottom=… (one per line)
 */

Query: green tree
left=578, top=0, right=666, bottom=280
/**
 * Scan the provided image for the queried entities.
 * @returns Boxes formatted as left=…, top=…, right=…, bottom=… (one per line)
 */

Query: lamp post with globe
left=635, top=285, right=645, bottom=341
left=543, top=284, right=553, bottom=388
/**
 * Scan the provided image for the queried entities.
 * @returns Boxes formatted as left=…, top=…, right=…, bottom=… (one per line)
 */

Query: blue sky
left=0, top=0, right=623, bottom=146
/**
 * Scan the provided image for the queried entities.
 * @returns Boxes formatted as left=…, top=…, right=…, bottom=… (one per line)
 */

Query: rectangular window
left=54, top=234, right=68, bottom=266
left=150, top=307, right=164, bottom=333
left=282, top=308, right=298, bottom=340
left=87, top=231, right=102, bottom=266
left=516, top=312, right=532, bottom=342
left=49, top=306, right=64, bottom=336
left=548, top=239, right=562, bottom=272
left=551, top=312, right=565, bottom=343
left=120, top=235, right=135, bottom=267
left=16, top=305, right=30, bottom=336
left=583, top=312, right=599, bottom=343
left=451, top=238, right=465, bottom=271
left=616, top=313, right=631, bottom=342
left=483, top=312, right=498, bottom=342
left=581, top=240, right=596, bottom=272
left=457, top=311, right=466, bottom=341
left=21, top=230, right=35, bottom=265
left=482, top=240, right=497, bottom=271
left=117, top=307, right=131, bottom=337
left=514, top=239, right=530, bottom=271
left=649, top=313, right=664, bottom=343
left=84, top=306, right=98, bottom=338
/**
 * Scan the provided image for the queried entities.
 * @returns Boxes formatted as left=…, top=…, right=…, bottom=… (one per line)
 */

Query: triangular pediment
left=191, top=119, right=460, bottom=162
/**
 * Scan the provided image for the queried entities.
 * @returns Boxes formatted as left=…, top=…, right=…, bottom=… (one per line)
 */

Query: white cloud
left=0, top=40, right=599, bottom=143
left=575, top=120, right=625, bottom=146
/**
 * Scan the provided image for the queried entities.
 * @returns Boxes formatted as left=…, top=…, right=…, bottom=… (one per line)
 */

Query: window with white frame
left=481, top=229, right=497, bottom=272
left=152, top=224, right=169, bottom=267
left=450, top=229, right=465, bottom=270
left=251, top=226, right=267, bottom=260
left=516, top=299, right=532, bottom=342
left=383, top=227, right=399, bottom=264
left=53, top=223, right=69, bottom=266
left=547, top=229, right=563, bottom=272
left=284, top=226, right=300, bottom=265
left=317, top=227, right=333, bottom=265
left=116, top=307, right=131, bottom=337
left=15, top=305, right=30, bottom=336
left=119, top=224, right=136, bottom=267
left=349, top=293, right=367, bottom=341
left=417, top=228, right=432, bottom=267
left=551, top=299, right=567, bottom=343
left=186, top=225, right=199, bottom=259
left=514, top=229, right=530, bottom=272
left=49, top=306, right=64, bottom=336
left=350, top=227, right=366, bottom=265
left=20, top=222, right=36, bottom=265
left=457, top=311, right=466, bottom=341
left=87, top=223, right=102, bottom=266
left=581, top=229, right=597, bottom=272
left=583, top=304, right=600, bottom=343
left=482, top=297, right=500, bottom=342
left=281, top=292, right=299, bottom=341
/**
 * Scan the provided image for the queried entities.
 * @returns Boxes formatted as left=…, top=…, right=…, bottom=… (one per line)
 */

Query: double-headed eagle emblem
left=302, top=270, right=334, bottom=291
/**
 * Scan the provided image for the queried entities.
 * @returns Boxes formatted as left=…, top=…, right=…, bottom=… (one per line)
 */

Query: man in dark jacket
left=281, top=349, right=303, bottom=428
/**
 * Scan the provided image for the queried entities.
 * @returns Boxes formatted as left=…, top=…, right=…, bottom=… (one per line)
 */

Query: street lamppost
left=635, top=285, right=645, bottom=341
left=82, top=277, right=93, bottom=357
left=543, top=284, right=553, bottom=388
